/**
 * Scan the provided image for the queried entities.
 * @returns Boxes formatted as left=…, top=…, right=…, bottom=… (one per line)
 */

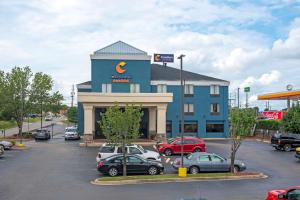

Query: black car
left=34, top=129, right=51, bottom=140
left=97, top=154, right=164, bottom=176
left=271, top=133, right=300, bottom=151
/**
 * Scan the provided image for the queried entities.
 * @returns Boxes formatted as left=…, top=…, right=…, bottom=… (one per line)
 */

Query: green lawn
left=0, top=120, right=17, bottom=129
left=0, top=118, right=41, bottom=130
left=99, top=173, right=231, bottom=182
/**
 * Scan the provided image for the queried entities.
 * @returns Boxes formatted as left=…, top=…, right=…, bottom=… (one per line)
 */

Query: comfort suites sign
left=111, top=61, right=131, bottom=83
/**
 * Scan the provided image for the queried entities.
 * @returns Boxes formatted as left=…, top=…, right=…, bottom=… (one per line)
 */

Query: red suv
left=266, top=185, right=300, bottom=200
left=158, top=137, right=206, bottom=156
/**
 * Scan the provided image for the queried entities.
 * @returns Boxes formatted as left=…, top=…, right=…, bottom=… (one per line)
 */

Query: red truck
left=266, top=185, right=300, bottom=200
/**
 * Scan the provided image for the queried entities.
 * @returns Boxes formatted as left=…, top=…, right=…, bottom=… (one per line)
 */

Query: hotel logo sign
left=112, top=61, right=131, bottom=83
left=153, top=54, right=174, bottom=63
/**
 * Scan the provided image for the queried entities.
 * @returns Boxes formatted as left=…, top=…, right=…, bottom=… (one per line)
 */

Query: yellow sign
left=115, top=61, right=126, bottom=74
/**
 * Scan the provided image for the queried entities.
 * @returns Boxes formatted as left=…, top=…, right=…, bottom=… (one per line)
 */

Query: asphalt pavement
left=0, top=133, right=299, bottom=200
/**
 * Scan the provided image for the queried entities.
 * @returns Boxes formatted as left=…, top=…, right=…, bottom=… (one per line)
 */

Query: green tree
left=30, top=72, right=53, bottom=129
left=230, top=108, right=256, bottom=173
left=67, top=107, right=78, bottom=123
left=46, top=91, right=64, bottom=114
left=2, top=67, right=32, bottom=142
left=282, top=103, right=300, bottom=134
left=99, top=104, right=143, bottom=176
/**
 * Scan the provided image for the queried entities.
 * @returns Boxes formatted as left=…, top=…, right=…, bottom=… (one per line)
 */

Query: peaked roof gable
left=94, top=41, right=147, bottom=55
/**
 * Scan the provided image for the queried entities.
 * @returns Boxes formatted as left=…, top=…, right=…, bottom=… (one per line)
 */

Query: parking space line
left=165, top=158, right=170, bottom=163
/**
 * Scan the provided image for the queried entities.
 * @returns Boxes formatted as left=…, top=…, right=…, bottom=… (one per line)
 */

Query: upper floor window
left=184, top=103, right=194, bottom=115
left=157, top=84, right=167, bottom=93
left=210, top=85, right=220, bottom=95
left=210, top=103, right=220, bottom=115
left=130, top=84, right=140, bottom=93
left=184, top=84, right=194, bottom=96
left=102, top=84, right=111, bottom=93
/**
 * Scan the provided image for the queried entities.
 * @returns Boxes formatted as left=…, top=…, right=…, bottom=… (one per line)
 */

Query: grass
left=0, top=120, right=17, bottom=129
left=98, top=173, right=232, bottom=182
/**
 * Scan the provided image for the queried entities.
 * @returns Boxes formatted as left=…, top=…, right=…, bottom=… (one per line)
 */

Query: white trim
left=90, top=54, right=151, bottom=60
left=77, top=84, right=91, bottom=89
left=151, top=80, right=229, bottom=86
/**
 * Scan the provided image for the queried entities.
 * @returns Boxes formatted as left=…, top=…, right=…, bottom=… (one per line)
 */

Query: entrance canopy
left=257, top=90, right=300, bottom=100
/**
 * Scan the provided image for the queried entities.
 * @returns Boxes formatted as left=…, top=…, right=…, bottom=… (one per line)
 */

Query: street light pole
left=178, top=54, right=185, bottom=168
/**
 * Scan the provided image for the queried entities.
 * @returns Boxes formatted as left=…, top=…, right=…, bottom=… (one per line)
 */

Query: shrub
left=10, top=140, right=16, bottom=146
left=256, top=120, right=281, bottom=130
left=282, top=104, right=300, bottom=134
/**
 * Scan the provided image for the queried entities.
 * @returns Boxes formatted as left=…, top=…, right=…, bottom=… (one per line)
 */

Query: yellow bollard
left=296, top=147, right=300, bottom=152
left=178, top=167, right=187, bottom=177
left=16, top=143, right=25, bottom=148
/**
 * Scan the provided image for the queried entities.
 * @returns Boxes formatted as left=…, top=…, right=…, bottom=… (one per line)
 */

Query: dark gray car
left=34, top=129, right=51, bottom=140
left=172, top=152, right=246, bottom=174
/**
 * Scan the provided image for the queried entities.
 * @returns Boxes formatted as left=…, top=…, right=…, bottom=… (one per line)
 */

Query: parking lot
left=0, top=133, right=299, bottom=200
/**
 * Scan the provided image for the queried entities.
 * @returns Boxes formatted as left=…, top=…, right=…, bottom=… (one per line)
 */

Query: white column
left=83, top=104, right=93, bottom=142
left=157, top=104, right=167, bottom=141
left=149, top=108, right=156, bottom=132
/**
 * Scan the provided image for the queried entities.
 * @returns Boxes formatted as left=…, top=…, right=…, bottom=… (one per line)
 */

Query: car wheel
left=189, top=166, right=199, bottom=174
left=108, top=167, right=118, bottom=177
left=0, top=144, right=5, bottom=150
left=233, top=166, right=240, bottom=173
left=164, top=148, right=172, bottom=156
left=148, top=166, right=158, bottom=175
left=193, top=148, right=201, bottom=152
left=274, top=146, right=281, bottom=151
left=284, top=144, right=292, bottom=152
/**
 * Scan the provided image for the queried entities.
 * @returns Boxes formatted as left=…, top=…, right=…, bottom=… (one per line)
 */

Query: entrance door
left=140, top=108, right=149, bottom=138
left=94, top=108, right=106, bottom=139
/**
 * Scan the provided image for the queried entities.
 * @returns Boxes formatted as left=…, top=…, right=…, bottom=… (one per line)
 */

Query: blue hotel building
left=77, top=41, right=229, bottom=142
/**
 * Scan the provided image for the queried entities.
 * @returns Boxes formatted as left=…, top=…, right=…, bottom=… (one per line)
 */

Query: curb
left=91, top=173, right=268, bottom=186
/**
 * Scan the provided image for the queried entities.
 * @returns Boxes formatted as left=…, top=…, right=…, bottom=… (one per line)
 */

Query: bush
left=10, top=140, right=16, bottom=146
left=282, top=104, right=300, bottom=134
left=256, top=120, right=281, bottom=130
left=22, top=132, right=33, bottom=139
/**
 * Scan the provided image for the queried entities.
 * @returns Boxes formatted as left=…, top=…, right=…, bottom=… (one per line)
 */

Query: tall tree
left=229, top=108, right=256, bottom=173
left=47, top=91, right=64, bottom=114
left=100, top=104, right=143, bottom=176
left=282, top=103, right=300, bottom=134
left=67, top=107, right=78, bottom=123
left=3, top=67, right=32, bottom=142
left=30, top=72, right=53, bottom=129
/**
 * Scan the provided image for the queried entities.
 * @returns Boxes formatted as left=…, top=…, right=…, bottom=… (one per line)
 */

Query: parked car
left=266, top=185, right=300, bottom=200
left=64, top=127, right=80, bottom=140
left=0, top=145, right=4, bottom=157
left=271, top=133, right=300, bottom=151
left=295, top=147, right=300, bottom=160
left=96, top=143, right=161, bottom=163
left=45, top=115, right=53, bottom=121
left=172, top=152, right=246, bottom=174
left=34, top=129, right=51, bottom=140
left=158, top=137, right=206, bottom=156
left=0, top=140, right=13, bottom=150
left=97, top=154, right=164, bottom=176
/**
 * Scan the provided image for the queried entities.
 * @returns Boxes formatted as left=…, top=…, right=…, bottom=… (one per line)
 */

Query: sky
left=0, top=0, right=300, bottom=109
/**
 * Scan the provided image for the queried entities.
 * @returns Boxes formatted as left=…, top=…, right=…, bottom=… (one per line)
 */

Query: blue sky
left=0, top=0, right=300, bottom=109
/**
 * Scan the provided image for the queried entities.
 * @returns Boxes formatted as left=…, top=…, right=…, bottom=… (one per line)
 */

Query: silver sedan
left=172, top=152, right=246, bottom=174
left=0, top=140, right=13, bottom=150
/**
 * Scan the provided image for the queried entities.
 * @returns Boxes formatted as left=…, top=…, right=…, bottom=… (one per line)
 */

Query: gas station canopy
left=257, top=90, right=300, bottom=100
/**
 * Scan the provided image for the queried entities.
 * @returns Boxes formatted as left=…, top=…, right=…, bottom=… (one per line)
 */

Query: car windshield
left=66, top=128, right=76, bottom=132
left=186, top=153, right=193, bottom=160
left=167, top=138, right=175, bottom=144
left=137, top=145, right=147, bottom=153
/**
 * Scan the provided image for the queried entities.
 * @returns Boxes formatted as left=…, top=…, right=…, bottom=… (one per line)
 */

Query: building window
left=206, top=123, right=224, bottom=133
left=184, top=103, right=194, bottom=115
left=166, top=121, right=172, bottom=133
left=130, top=84, right=140, bottom=93
left=184, top=84, right=194, bottom=96
left=101, top=84, right=111, bottom=93
left=179, top=121, right=198, bottom=133
left=157, top=84, right=167, bottom=93
left=210, top=85, right=220, bottom=95
left=210, top=103, right=220, bottom=115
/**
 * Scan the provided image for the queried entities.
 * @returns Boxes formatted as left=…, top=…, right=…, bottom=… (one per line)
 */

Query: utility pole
left=71, top=84, right=75, bottom=108
left=178, top=54, right=185, bottom=171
